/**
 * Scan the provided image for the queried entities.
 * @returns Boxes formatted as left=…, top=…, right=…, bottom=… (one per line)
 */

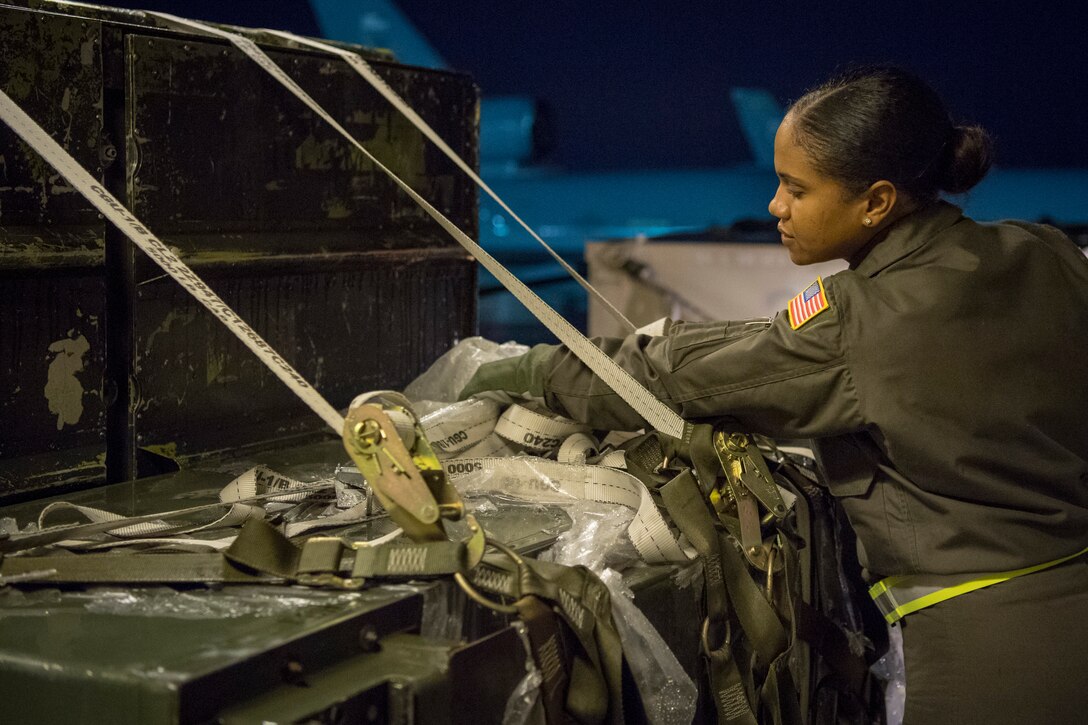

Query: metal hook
left=453, top=537, right=525, bottom=615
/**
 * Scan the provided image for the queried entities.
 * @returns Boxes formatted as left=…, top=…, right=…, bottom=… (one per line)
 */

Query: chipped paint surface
left=123, top=35, right=475, bottom=237
left=144, top=308, right=197, bottom=354
left=206, top=350, right=236, bottom=385
left=0, top=10, right=103, bottom=226
left=143, top=442, right=178, bottom=460
left=44, top=334, right=90, bottom=430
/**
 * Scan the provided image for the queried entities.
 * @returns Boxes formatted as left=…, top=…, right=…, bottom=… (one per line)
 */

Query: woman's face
left=768, top=114, right=876, bottom=265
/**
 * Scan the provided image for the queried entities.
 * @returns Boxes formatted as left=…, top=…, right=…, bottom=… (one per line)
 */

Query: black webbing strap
left=793, top=599, right=868, bottom=697
left=759, top=527, right=804, bottom=725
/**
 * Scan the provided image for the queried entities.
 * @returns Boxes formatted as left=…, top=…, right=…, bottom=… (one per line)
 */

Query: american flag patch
left=788, top=278, right=829, bottom=330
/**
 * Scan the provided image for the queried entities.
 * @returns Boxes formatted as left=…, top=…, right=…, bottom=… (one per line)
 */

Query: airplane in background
left=309, top=0, right=1088, bottom=343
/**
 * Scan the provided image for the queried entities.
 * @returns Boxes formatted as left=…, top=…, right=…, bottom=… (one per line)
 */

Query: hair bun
left=939, top=125, right=994, bottom=194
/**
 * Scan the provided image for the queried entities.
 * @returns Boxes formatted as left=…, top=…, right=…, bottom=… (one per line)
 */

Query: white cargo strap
left=494, top=405, right=589, bottom=454
left=591, top=449, right=629, bottom=469
left=64, top=534, right=240, bottom=552
left=390, top=394, right=683, bottom=562
left=420, top=399, right=502, bottom=457
left=223, top=465, right=394, bottom=539
left=219, top=465, right=328, bottom=504
left=257, top=26, right=636, bottom=336
left=36, top=500, right=264, bottom=540
left=142, top=13, right=687, bottom=440
left=461, top=434, right=522, bottom=459
left=870, top=543, right=1088, bottom=624
left=27, top=467, right=391, bottom=550
left=445, top=456, right=689, bottom=563
left=556, top=433, right=600, bottom=464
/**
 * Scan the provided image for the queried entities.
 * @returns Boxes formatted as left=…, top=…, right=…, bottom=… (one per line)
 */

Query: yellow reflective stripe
left=867, top=575, right=902, bottom=599
left=870, top=544, right=1088, bottom=624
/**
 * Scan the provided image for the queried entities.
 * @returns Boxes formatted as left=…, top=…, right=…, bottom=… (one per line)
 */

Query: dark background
left=100, top=1, right=1088, bottom=171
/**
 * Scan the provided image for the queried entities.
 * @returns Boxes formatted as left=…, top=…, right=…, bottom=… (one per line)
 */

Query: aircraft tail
left=730, top=88, right=784, bottom=168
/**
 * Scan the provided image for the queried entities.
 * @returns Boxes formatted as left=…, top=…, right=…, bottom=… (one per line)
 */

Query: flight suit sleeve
left=542, top=275, right=866, bottom=438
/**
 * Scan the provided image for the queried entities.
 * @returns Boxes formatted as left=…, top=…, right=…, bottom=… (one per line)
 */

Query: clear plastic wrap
left=538, top=500, right=639, bottom=573
left=502, top=621, right=546, bottom=725
left=0, top=516, right=36, bottom=536
left=69, top=586, right=376, bottom=619
left=538, top=504, right=697, bottom=725
left=451, top=493, right=572, bottom=555
left=448, top=455, right=582, bottom=505
left=599, top=568, right=699, bottom=725
left=871, top=623, right=906, bottom=725
left=404, top=336, right=529, bottom=410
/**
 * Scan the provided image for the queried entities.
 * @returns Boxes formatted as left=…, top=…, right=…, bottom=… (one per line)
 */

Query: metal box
left=0, top=579, right=527, bottom=724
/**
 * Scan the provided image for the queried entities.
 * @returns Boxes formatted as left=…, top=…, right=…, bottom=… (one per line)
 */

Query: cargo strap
left=0, top=518, right=469, bottom=587
left=34, top=500, right=263, bottom=540
left=141, top=12, right=686, bottom=440
left=493, top=405, right=589, bottom=454
left=425, top=396, right=692, bottom=563
left=0, top=465, right=384, bottom=554
left=622, top=428, right=795, bottom=563
left=444, top=455, right=689, bottom=563
left=0, top=481, right=337, bottom=554
left=869, top=543, right=1088, bottom=624
left=422, top=399, right=503, bottom=457
left=469, top=552, right=640, bottom=724
left=659, top=470, right=792, bottom=724
left=517, top=594, right=575, bottom=724
left=257, top=25, right=637, bottom=336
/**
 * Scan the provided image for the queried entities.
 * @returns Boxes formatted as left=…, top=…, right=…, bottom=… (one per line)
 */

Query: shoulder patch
left=788, top=278, right=830, bottom=330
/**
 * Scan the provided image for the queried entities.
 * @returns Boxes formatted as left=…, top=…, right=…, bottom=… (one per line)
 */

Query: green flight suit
left=535, top=201, right=1088, bottom=723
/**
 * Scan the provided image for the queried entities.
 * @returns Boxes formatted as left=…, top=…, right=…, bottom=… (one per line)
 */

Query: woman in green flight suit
left=461, top=67, right=1088, bottom=723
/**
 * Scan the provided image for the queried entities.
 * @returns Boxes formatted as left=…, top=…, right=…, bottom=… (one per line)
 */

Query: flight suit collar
left=849, top=201, right=964, bottom=277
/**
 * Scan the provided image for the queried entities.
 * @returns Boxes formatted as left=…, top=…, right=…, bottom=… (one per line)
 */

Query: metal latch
left=710, top=430, right=789, bottom=569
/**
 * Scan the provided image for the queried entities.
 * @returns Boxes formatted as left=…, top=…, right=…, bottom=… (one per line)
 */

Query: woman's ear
left=863, top=180, right=899, bottom=226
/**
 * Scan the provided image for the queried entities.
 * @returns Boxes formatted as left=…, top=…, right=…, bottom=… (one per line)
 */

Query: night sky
left=102, top=1, right=1088, bottom=171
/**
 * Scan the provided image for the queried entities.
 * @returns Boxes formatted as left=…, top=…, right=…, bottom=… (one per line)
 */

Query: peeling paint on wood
left=43, top=333, right=89, bottom=430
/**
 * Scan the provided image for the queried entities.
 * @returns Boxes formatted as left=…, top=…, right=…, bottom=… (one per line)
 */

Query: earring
left=863, top=217, right=873, bottom=226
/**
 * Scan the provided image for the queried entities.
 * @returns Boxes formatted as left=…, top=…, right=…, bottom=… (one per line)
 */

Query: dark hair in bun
left=940, top=124, right=994, bottom=194
left=787, top=66, right=994, bottom=202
